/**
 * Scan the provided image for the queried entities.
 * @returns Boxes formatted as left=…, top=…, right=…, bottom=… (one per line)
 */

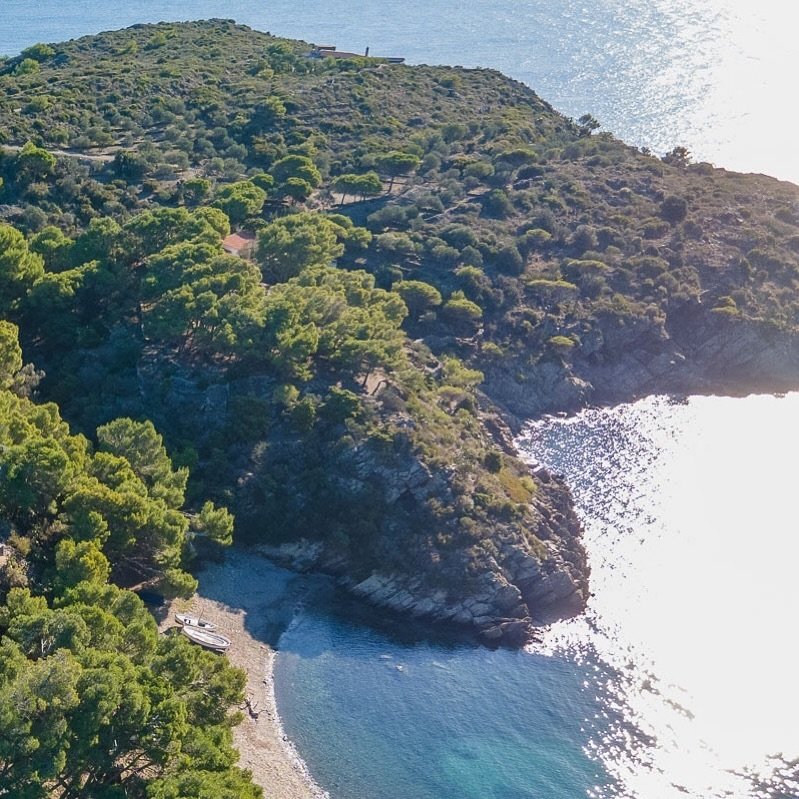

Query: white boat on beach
left=174, top=613, right=217, bottom=631
left=181, top=625, right=231, bottom=652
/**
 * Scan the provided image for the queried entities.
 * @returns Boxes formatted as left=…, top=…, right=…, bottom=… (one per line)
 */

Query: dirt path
left=3, top=143, right=116, bottom=162
left=160, top=549, right=327, bottom=799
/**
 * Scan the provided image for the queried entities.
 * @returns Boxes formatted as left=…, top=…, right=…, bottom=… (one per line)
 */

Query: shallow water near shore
left=2, top=0, right=799, bottom=183
left=275, top=393, right=799, bottom=798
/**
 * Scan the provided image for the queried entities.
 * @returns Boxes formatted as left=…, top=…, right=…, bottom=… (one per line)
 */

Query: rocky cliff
left=483, top=301, right=799, bottom=427
left=257, top=470, right=587, bottom=647
left=132, top=357, right=589, bottom=646
left=133, top=303, right=799, bottom=647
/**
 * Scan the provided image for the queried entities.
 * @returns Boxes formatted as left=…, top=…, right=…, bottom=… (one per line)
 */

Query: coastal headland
left=2, top=17, right=799, bottom=798
left=1, top=21, right=798, bottom=648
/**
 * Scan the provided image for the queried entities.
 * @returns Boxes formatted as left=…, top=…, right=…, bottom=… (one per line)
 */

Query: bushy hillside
left=0, top=29, right=798, bottom=796
left=2, top=20, right=798, bottom=422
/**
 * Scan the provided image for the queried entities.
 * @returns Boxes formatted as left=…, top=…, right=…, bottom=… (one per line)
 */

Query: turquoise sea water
left=2, top=0, right=799, bottom=183
left=277, top=394, right=799, bottom=798
left=277, top=609, right=609, bottom=799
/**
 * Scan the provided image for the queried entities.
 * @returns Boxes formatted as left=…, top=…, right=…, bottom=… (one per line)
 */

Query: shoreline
left=261, top=646, right=329, bottom=799
left=159, top=549, right=327, bottom=799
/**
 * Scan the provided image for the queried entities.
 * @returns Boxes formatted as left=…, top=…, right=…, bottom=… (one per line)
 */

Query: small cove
left=275, top=393, right=799, bottom=798
left=2, top=3, right=798, bottom=795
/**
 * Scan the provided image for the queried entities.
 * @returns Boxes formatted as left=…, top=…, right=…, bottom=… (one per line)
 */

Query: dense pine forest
left=1, top=19, right=799, bottom=796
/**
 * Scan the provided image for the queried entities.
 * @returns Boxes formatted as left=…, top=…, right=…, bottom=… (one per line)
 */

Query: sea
left=2, top=0, right=799, bottom=184
left=2, top=3, right=799, bottom=797
left=278, top=394, right=799, bottom=799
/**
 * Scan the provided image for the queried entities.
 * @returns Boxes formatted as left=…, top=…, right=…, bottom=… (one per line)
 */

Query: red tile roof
left=222, top=231, right=257, bottom=252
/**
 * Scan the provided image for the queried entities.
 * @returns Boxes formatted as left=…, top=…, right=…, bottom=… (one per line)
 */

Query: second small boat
left=175, top=613, right=217, bottom=631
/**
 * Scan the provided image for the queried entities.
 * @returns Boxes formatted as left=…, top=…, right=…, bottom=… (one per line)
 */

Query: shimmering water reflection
left=276, top=394, right=799, bottom=799
left=521, top=394, right=799, bottom=797
left=2, top=0, right=799, bottom=182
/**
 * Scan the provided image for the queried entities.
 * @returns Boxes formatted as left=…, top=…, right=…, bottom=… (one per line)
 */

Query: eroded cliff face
left=483, top=302, right=799, bottom=427
left=248, top=441, right=588, bottom=648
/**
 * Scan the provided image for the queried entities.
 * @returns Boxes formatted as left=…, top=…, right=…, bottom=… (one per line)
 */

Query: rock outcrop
left=133, top=356, right=591, bottom=647
left=134, top=298, right=799, bottom=648
left=257, top=471, right=587, bottom=647
left=484, top=302, right=799, bottom=427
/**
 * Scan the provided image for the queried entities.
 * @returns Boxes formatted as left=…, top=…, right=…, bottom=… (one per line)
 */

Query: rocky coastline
left=255, top=307, right=799, bottom=646
left=483, top=302, right=799, bottom=429
left=137, top=362, right=593, bottom=647
left=148, top=307, right=799, bottom=648
left=257, top=469, right=586, bottom=647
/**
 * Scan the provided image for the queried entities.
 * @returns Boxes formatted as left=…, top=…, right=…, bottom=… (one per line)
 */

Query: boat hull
left=181, top=625, right=231, bottom=652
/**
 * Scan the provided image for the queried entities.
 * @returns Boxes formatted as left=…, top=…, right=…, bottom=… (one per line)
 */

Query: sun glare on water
left=524, top=394, right=799, bottom=798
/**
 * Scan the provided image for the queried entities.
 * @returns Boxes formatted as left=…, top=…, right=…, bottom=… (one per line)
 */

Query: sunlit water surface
left=276, top=393, right=799, bottom=799
left=521, top=393, right=799, bottom=797
left=2, top=0, right=799, bottom=182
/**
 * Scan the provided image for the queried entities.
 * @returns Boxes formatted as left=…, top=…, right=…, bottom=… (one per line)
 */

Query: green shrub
left=393, top=280, right=442, bottom=317
left=483, top=451, right=503, bottom=473
left=499, top=468, right=536, bottom=503
left=14, top=58, right=41, bottom=75
left=660, top=195, right=688, bottom=224
left=482, top=189, right=513, bottom=218
left=441, top=292, right=483, bottom=331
